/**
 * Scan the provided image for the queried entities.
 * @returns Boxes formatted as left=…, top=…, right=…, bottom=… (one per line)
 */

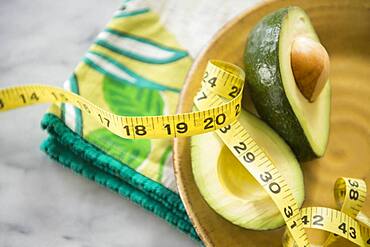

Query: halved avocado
left=191, top=111, right=304, bottom=230
left=244, top=7, right=331, bottom=161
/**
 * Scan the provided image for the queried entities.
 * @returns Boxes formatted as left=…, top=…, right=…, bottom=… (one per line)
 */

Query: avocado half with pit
left=191, top=111, right=304, bottom=230
left=244, top=7, right=331, bottom=161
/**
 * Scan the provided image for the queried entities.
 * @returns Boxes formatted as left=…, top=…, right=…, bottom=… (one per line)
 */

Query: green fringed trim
left=41, top=113, right=186, bottom=219
left=40, top=113, right=200, bottom=241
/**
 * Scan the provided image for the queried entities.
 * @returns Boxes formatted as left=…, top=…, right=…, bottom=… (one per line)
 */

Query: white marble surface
left=0, top=0, right=260, bottom=246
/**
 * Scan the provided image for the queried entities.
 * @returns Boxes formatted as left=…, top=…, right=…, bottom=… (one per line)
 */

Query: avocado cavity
left=191, top=111, right=304, bottom=230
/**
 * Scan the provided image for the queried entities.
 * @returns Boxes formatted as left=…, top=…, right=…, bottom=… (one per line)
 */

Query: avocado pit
left=291, top=36, right=330, bottom=102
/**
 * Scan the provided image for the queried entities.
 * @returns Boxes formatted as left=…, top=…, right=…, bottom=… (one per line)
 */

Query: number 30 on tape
left=0, top=60, right=369, bottom=246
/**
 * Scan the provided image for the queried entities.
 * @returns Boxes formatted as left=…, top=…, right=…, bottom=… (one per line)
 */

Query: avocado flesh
left=191, top=111, right=304, bottom=230
left=244, top=7, right=331, bottom=161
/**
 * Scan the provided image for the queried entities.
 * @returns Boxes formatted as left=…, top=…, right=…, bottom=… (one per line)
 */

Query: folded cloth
left=40, top=0, right=200, bottom=241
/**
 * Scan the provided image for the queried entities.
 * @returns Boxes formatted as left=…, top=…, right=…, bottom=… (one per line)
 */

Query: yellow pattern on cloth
left=52, top=5, right=192, bottom=189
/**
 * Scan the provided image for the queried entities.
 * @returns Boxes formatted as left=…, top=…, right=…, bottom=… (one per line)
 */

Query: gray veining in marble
left=0, top=0, right=260, bottom=246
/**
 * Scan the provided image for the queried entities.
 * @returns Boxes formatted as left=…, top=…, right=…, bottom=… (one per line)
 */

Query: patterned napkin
left=40, top=0, right=199, bottom=241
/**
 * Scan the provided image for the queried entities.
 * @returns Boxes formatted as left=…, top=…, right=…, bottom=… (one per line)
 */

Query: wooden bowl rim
left=173, top=0, right=370, bottom=245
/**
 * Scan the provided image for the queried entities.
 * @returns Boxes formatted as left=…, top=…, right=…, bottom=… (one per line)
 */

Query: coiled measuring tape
left=0, top=60, right=369, bottom=246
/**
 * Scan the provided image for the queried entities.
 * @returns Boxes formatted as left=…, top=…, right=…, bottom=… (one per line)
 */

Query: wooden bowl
left=173, top=0, right=370, bottom=246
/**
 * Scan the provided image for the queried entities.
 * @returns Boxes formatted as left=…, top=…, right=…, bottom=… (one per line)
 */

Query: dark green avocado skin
left=243, top=7, right=316, bottom=161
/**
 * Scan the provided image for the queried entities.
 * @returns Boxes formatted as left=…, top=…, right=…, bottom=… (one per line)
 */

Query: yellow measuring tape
left=282, top=177, right=369, bottom=246
left=0, top=60, right=368, bottom=246
left=0, top=61, right=243, bottom=139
